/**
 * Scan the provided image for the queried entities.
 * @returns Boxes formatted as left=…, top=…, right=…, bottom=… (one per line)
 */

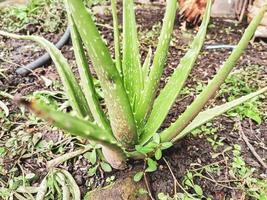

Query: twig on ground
left=238, top=121, right=267, bottom=169
left=143, top=162, right=154, bottom=200
left=163, top=157, right=195, bottom=199
left=47, top=145, right=92, bottom=169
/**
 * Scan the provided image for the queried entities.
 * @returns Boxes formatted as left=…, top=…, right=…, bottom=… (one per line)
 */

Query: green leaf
left=111, top=0, right=122, bottom=74
left=158, top=193, right=168, bottom=200
left=134, top=172, right=144, bottom=182
left=135, top=145, right=154, bottom=155
left=65, top=0, right=137, bottom=147
left=0, top=31, right=92, bottom=119
left=140, top=0, right=212, bottom=144
left=146, top=158, right=157, bottom=172
left=155, top=149, right=162, bottom=160
left=184, top=179, right=193, bottom=187
left=160, top=142, right=173, bottom=150
left=259, top=194, right=267, bottom=200
left=100, top=162, right=112, bottom=172
left=153, top=133, right=160, bottom=144
left=138, top=188, right=148, bottom=195
left=0, top=147, right=6, bottom=157
left=122, top=0, right=142, bottom=105
left=20, top=99, right=120, bottom=148
left=244, top=108, right=261, bottom=124
left=135, top=0, right=177, bottom=125
left=172, top=87, right=267, bottom=142
left=67, top=11, right=110, bottom=130
left=88, top=165, right=98, bottom=177
left=84, top=149, right=97, bottom=165
left=187, top=172, right=193, bottom=180
left=194, top=185, right=203, bottom=196
left=142, top=47, right=153, bottom=85
left=160, top=5, right=267, bottom=142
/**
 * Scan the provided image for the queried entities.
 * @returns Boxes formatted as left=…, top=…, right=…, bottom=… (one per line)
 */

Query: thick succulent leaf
left=142, top=47, right=153, bottom=84
left=65, top=0, right=137, bottom=147
left=0, top=31, right=92, bottom=119
left=160, top=5, right=267, bottom=142
left=140, top=0, right=212, bottom=145
left=174, top=86, right=267, bottom=141
left=111, top=0, right=122, bottom=75
left=135, top=0, right=177, bottom=125
left=20, top=98, right=118, bottom=146
left=67, top=11, right=110, bottom=130
left=122, top=0, right=143, bottom=106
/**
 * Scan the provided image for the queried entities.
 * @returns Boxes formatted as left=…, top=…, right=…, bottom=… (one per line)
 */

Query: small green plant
left=219, top=67, right=265, bottom=124
left=0, top=0, right=66, bottom=32
left=230, top=145, right=267, bottom=199
left=0, top=0, right=267, bottom=171
left=192, top=123, right=224, bottom=150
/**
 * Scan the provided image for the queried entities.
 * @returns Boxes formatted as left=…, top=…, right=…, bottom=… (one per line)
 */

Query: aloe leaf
left=142, top=47, right=153, bottom=84
left=122, top=0, right=143, bottom=106
left=0, top=31, right=92, bottom=119
left=65, top=0, right=137, bottom=147
left=160, top=5, right=267, bottom=142
left=140, top=0, right=212, bottom=145
left=172, top=86, right=267, bottom=142
left=20, top=98, right=119, bottom=147
left=111, top=0, right=122, bottom=75
left=135, top=0, right=177, bottom=125
left=67, top=11, right=110, bottom=130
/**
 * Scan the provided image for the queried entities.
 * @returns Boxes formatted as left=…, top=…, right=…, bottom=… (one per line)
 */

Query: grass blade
left=135, top=0, right=177, bottom=125
left=172, top=87, right=267, bottom=142
left=160, top=5, right=267, bottom=142
left=140, top=0, right=212, bottom=145
left=0, top=31, right=92, bottom=119
left=67, top=12, right=110, bottom=130
left=65, top=0, right=137, bottom=147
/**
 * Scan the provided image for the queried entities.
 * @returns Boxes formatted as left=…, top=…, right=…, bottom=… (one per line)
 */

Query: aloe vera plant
left=1, top=0, right=267, bottom=169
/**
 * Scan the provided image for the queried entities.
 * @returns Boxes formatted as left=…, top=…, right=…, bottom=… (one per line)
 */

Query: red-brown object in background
left=178, top=0, right=208, bottom=24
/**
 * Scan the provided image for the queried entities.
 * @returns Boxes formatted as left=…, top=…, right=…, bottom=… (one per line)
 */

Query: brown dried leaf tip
left=14, top=95, right=41, bottom=115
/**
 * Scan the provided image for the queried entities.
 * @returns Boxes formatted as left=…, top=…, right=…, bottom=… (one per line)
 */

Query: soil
left=0, top=2, right=266, bottom=200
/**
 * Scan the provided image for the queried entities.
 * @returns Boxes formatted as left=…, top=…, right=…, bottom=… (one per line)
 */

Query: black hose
left=16, top=26, right=71, bottom=76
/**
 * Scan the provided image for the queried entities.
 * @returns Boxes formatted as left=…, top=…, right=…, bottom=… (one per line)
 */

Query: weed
left=230, top=145, right=267, bottom=199
left=219, top=65, right=266, bottom=124
left=191, top=123, right=224, bottom=150
left=0, top=0, right=66, bottom=32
